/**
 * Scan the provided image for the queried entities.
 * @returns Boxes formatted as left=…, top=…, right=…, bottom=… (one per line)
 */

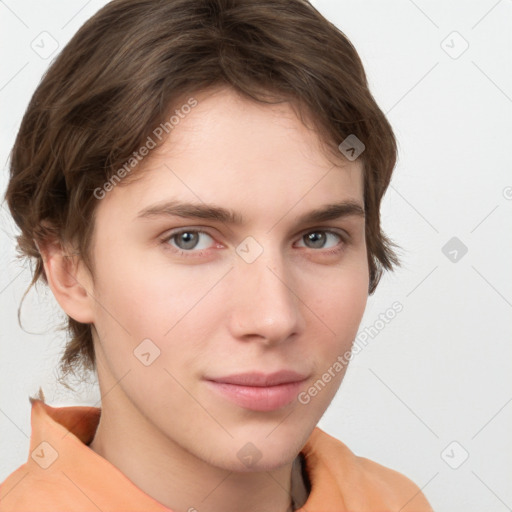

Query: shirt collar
left=2, top=398, right=432, bottom=511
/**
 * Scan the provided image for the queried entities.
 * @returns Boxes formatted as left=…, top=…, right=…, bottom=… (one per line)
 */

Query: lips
left=207, top=370, right=308, bottom=387
left=204, top=370, right=309, bottom=412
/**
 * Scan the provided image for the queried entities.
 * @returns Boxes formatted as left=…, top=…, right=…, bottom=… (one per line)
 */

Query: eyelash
left=159, top=227, right=349, bottom=259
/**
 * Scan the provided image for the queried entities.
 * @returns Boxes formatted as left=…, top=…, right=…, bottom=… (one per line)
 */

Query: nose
left=227, top=243, right=306, bottom=346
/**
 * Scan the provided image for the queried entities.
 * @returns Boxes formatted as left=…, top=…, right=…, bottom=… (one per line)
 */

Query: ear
left=37, top=239, right=95, bottom=324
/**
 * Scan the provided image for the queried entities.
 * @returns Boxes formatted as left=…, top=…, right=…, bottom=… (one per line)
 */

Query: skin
left=42, top=85, right=369, bottom=512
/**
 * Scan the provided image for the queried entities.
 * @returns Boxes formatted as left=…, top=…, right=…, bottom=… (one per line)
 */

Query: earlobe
left=38, top=240, right=95, bottom=324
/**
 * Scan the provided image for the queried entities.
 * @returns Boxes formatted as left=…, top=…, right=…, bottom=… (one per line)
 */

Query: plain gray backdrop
left=1, top=1, right=511, bottom=511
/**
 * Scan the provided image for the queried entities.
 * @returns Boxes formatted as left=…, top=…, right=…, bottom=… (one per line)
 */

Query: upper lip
left=206, top=370, right=309, bottom=387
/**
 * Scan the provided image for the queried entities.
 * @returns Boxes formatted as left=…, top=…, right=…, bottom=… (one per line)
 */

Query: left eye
left=296, top=230, right=343, bottom=250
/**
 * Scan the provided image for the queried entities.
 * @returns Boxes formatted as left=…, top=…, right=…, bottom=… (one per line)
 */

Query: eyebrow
left=137, top=199, right=365, bottom=226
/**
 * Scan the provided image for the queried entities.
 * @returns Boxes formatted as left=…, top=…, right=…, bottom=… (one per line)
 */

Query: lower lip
left=205, top=380, right=305, bottom=412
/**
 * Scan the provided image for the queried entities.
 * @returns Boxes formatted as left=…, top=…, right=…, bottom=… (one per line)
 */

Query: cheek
left=339, top=272, right=368, bottom=330
left=305, top=262, right=368, bottom=366
left=298, top=269, right=368, bottom=413
left=90, top=253, right=223, bottom=362
left=314, top=262, right=368, bottom=327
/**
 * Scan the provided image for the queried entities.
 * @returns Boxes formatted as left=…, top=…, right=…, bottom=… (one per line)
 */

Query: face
left=86, top=86, right=368, bottom=471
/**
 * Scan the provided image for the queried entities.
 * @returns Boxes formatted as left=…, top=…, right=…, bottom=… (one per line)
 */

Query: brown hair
left=5, top=0, right=400, bottom=379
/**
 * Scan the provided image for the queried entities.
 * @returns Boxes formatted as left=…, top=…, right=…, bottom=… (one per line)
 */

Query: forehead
left=162, top=86, right=356, bottom=170
left=97, top=86, right=364, bottom=223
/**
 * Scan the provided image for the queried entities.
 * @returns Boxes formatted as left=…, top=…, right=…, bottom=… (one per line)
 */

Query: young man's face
left=85, top=86, right=368, bottom=471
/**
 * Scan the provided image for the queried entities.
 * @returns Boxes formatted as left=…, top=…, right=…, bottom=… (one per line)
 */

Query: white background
left=1, top=1, right=511, bottom=511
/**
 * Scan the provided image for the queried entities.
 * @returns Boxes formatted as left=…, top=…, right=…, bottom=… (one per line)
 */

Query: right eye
left=160, top=228, right=218, bottom=257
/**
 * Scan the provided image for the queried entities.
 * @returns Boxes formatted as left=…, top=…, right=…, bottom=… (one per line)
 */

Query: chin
left=213, top=421, right=314, bottom=472
left=216, top=448, right=300, bottom=474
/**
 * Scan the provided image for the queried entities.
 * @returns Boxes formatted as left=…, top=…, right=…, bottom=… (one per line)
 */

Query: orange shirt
left=0, top=399, right=433, bottom=511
